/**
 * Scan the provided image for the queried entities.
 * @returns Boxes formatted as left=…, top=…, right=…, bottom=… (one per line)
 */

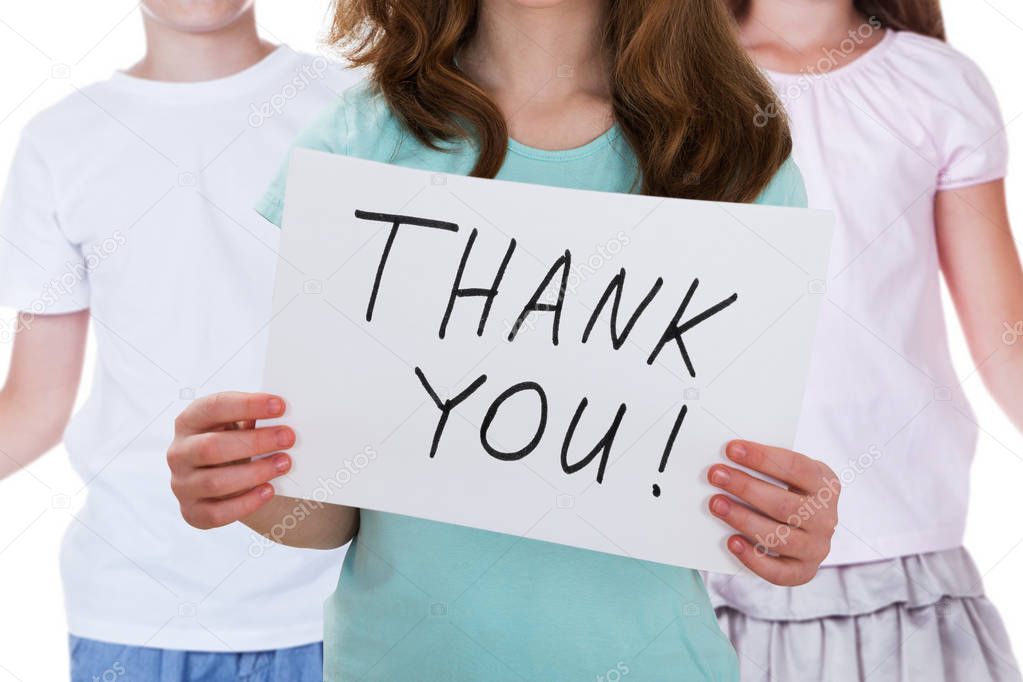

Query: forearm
left=934, top=182, right=1023, bottom=436
left=241, top=494, right=359, bottom=549
left=0, top=388, right=67, bottom=479
left=0, top=310, right=88, bottom=479
left=979, top=347, right=1023, bottom=435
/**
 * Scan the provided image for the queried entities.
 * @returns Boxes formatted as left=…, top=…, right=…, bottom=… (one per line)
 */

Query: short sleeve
left=0, top=131, right=89, bottom=313
left=255, top=99, right=350, bottom=227
left=754, top=156, right=808, bottom=208
left=935, top=59, right=1008, bottom=190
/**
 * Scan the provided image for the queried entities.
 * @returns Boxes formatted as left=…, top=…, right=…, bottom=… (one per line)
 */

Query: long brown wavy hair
left=329, top=0, right=792, bottom=203
left=728, top=0, right=946, bottom=41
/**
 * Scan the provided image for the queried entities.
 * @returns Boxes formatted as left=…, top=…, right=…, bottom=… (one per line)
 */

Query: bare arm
left=241, top=493, right=358, bottom=550
left=167, top=391, right=358, bottom=549
left=0, top=310, right=89, bottom=479
left=936, top=180, right=1023, bottom=433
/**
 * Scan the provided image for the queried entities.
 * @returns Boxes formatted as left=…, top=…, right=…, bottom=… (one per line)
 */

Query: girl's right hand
left=167, top=392, right=294, bottom=529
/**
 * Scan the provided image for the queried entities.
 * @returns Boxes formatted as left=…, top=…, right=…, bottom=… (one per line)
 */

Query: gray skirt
left=704, top=547, right=1021, bottom=682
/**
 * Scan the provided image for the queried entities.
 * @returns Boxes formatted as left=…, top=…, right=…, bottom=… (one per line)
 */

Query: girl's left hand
left=707, top=440, right=840, bottom=586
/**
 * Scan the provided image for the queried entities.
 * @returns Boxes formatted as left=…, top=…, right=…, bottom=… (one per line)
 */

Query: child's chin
left=140, top=0, right=255, bottom=35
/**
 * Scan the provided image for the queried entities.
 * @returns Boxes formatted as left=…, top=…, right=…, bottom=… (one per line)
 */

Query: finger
left=188, top=426, right=295, bottom=467
left=708, top=464, right=808, bottom=526
left=709, top=494, right=811, bottom=558
left=184, top=484, right=276, bottom=530
left=726, top=535, right=817, bottom=587
left=175, top=392, right=285, bottom=435
left=725, top=440, right=832, bottom=494
left=188, top=453, right=291, bottom=499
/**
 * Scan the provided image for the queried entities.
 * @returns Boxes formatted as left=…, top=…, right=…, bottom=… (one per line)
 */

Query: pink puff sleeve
left=935, top=53, right=1008, bottom=190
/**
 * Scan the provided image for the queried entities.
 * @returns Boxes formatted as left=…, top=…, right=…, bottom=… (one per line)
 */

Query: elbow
left=323, top=519, right=359, bottom=550
left=25, top=400, right=71, bottom=453
left=37, top=417, right=68, bottom=453
left=303, top=509, right=359, bottom=550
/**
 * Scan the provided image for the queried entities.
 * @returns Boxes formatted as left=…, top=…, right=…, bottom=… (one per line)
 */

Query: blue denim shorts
left=69, top=635, right=323, bottom=682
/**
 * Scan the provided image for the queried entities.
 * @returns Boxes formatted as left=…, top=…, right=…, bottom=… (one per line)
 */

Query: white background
left=0, top=1, right=1020, bottom=680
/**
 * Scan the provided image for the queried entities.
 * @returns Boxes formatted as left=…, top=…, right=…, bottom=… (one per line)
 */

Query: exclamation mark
left=653, top=404, right=688, bottom=498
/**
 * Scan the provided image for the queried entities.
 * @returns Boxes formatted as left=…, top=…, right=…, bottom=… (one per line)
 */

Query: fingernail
left=259, top=484, right=274, bottom=500
left=728, top=443, right=747, bottom=462
left=276, top=428, right=293, bottom=448
left=711, top=496, right=731, bottom=516
left=710, top=467, right=730, bottom=486
left=273, top=454, right=291, bottom=473
left=729, top=537, right=745, bottom=555
left=267, top=398, right=284, bottom=416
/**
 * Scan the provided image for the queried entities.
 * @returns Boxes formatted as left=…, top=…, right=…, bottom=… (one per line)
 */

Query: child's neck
left=126, top=8, right=275, bottom=83
left=739, top=0, right=885, bottom=74
left=463, top=1, right=607, bottom=100
left=744, top=0, right=862, bottom=50
left=460, top=0, right=612, bottom=150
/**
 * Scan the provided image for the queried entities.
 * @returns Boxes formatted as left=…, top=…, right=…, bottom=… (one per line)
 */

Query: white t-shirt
left=0, top=47, right=360, bottom=651
left=771, top=31, right=1009, bottom=565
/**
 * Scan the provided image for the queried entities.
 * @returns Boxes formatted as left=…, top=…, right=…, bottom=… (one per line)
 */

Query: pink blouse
left=772, top=30, right=1009, bottom=565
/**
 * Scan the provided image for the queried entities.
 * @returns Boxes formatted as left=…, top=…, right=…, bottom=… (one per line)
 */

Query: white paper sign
left=263, top=149, right=833, bottom=573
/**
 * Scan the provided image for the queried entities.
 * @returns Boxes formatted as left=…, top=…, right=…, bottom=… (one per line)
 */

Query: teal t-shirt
left=258, top=82, right=807, bottom=682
